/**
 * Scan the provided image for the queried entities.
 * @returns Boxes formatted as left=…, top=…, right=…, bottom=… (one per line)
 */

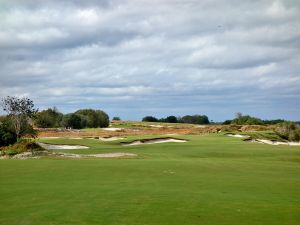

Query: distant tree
left=74, top=109, right=109, bottom=128
left=262, top=119, right=286, bottom=125
left=222, top=120, right=232, bottom=125
left=62, top=113, right=82, bottom=129
left=235, top=112, right=243, bottom=119
left=165, top=116, right=178, bottom=123
left=142, top=116, right=158, bottom=122
left=1, top=96, right=38, bottom=139
left=231, top=115, right=263, bottom=125
left=112, top=117, right=121, bottom=121
left=35, top=107, right=63, bottom=128
left=179, top=115, right=209, bottom=125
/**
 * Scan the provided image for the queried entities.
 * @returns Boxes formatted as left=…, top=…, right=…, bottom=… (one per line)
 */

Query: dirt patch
left=38, top=143, right=89, bottom=150
left=122, top=137, right=187, bottom=146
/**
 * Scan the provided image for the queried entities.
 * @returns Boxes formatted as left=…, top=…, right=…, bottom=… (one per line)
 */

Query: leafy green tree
left=0, top=117, right=17, bottom=146
left=62, top=113, right=82, bottom=129
left=35, top=107, right=63, bottom=128
left=1, top=96, right=38, bottom=139
left=75, top=109, right=109, bottom=128
left=113, top=117, right=121, bottom=121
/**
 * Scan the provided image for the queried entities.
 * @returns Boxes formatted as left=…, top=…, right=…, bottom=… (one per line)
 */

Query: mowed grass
left=1, top=134, right=300, bottom=225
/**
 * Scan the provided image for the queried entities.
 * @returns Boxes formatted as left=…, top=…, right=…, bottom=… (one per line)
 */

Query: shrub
left=1, top=140, right=44, bottom=156
left=275, top=122, right=300, bottom=142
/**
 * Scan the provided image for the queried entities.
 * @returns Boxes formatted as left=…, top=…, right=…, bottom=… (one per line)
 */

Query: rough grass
left=0, top=139, right=44, bottom=156
left=0, top=134, right=300, bottom=225
left=240, top=131, right=287, bottom=141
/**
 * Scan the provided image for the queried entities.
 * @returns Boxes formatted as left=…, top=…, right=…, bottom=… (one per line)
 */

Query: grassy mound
left=0, top=140, right=44, bottom=157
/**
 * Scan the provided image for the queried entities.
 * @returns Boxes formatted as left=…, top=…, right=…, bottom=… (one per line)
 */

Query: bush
left=1, top=140, right=44, bottom=156
left=275, top=122, right=300, bottom=142
left=112, top=117, right=121, bottom=121
left=0, top=118, right=17, bottom=147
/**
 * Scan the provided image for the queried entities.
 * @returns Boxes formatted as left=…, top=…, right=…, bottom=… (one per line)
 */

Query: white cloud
left=0, top=0, right=299, bottom=120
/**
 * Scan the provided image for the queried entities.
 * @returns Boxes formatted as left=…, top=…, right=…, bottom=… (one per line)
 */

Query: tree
left=142, top=116, right=158, bottom=122
left=75, top=109, right=109, bottom=128
left=113, top=117, right=121, bottom=121
left=35, top=107, right=63, bottom=128
left=165, top=116, right=178, bottom=123
left=62, top=113, right=82, bottom=129
left=0, top=117, right=17, bottom=146
left=179, top=115, right=210, bottom=124
left=235, top=112, right=243, bottom=119
left=1, top=96, right=38, bottom=139
left=231, top=114, right=263, bottom=125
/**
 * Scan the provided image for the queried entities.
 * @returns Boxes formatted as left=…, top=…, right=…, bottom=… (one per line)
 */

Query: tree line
left=222, top=112, right=286, bottom=125
left=142, top=115, right=210, bottom=124
left=35, top=108, right=109, bottom=129
left=0, top=96, right=109, bottom=147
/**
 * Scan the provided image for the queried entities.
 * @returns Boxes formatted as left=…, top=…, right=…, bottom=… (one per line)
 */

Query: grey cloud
left=0, top=0, right=299, bottom=121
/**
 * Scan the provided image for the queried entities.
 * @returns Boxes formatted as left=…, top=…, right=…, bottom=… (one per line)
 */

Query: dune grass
left=1, top=134, right=300, bottom=225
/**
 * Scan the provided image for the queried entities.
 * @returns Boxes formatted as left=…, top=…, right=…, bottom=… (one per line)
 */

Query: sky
left=0, top=0, right=300, bottom=121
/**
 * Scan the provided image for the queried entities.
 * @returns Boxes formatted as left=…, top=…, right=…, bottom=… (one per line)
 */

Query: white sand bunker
left=51, top=152, right=136, bottom=158
left=122, top=138, right=187, bottom=146
left=149, top=125, right=164, bottom=128
left=99, top=137, right=125, bottom=141
left=227, top=134, right=250, bottom=138
left=102, top=128, right=123, bottom=131
left=42, top=137, right=83, bottom=140
left=38, top=142, right=89, bottom=150
left=252, top=139, right=300, bottom=146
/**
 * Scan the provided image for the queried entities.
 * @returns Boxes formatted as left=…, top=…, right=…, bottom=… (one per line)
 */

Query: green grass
left=1, top=134, right=300, bottom=225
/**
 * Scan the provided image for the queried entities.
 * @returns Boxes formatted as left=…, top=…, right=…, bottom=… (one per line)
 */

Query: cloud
left=0, top=0, right=299, bottom=120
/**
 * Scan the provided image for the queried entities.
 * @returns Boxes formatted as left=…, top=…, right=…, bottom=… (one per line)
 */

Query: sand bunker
left=38, top=142, right=89, bottom=150
left=99, top=137, right=125, bottom=141
left=149, top=125, right=164, bottom=128
left=252, top=139, right=300, bottom=146
left=122, top=138, right=187, bottom=146
left=102, top=128, right=123, bottom=131
left=41, top=137, right=83, bottom=140
left=227, top=134, right=250, bottom=138
left=50, top=152, right=136, bottom=158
